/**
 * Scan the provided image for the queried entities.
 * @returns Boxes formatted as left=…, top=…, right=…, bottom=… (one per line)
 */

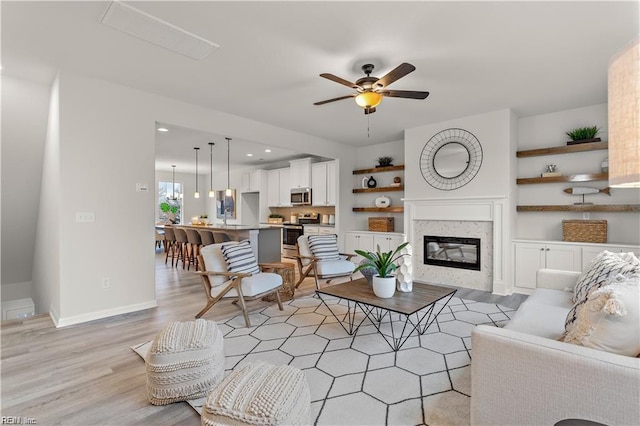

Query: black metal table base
left=318, top=292, right=456, bottom=351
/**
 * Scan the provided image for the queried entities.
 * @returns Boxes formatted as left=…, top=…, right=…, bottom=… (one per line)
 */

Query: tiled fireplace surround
left=404, top=197, right=510, bottom=295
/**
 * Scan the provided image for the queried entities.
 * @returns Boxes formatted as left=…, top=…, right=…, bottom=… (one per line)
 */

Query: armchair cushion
left=221, top=240, right=260, bottom=275
left=307, top=234, right=340, bottom=261
left=316, top=259, right=355, bottom=276
left=201, top=243, right=233, bottom=287
left=212, top=272, right=283, bottom=298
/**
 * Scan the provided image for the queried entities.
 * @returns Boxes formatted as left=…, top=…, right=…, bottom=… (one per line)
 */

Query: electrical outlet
left=101, top=277, right=110, bottom=289
left=76, top=212, right=95, bottom=223
left=583, top=212, right=590, bottom=220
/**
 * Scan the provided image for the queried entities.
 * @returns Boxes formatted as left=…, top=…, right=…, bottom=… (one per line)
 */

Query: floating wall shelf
left=352, top=207, right=404, bottom=213
left=516, top=141, right=608, bottom=158
left=517, top=173, right=608, bottom=185
left=516, top=204, right=639, bottom=212
left=353, top=185, right=404, bottom=193
left=353, top=165, right=405, bottom=175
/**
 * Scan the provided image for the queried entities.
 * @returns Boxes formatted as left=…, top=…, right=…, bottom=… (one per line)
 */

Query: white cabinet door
left=311, top=163, right=328, bottom=206
left=345, top=233, right=374, bottom=263
left=304, top=226, right=320, bottom=235
left=514, top=242, right=546, bottom=289
left=326, top=161, right=337, bottom=206
left=250, top=170, right=263, bottom=192
left=267, top=169, right=280, bottom=207
left=319, top=227, right=335, bottom=235
left=582, top=245, right=640, bottom=270
left=289, top=158, right=311, bottom=188
left=373, top=233, right=407, bottom=253
left=278, top=168, right=291, bottom=206
left=546, top=244, right=581, bottom=272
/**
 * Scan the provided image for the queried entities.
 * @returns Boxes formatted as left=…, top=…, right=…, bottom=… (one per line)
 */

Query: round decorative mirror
left=420, top=128, right=482, bottom=190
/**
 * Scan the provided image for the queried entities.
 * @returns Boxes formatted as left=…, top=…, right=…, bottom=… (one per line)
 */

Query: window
left=158, top=181, right=183, bottom=224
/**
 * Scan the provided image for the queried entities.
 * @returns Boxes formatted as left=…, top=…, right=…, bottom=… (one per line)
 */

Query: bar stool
left=213, top=232, right=232, bottom=243
left=185, top=228, right=203, bottom=270
left=199, top=229, right=215, bottom=247
left=173, top=228, right=189, bottom=269
left=163, top=227, right=177, bottom=267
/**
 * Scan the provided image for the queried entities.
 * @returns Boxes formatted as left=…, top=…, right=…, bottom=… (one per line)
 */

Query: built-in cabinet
left=345, top=231, right=406, bottom=263
left=513, top=240, right=640, bottom=290
left=241, top=170, right=264, bottom=193
left=311, top=161, right=337, bottom=206
left=289, top=158, right=311, bottom=189
left=267, top=168, right=291, bottom=207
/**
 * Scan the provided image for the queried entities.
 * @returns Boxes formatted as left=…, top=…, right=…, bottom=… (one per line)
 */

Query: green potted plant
left=377, top=156, right=394, bottom=167
left=354, top=242, right=409, bottom=298
left=268, top=213, right=284, bottom=224
left=565, top=126, right=601, bottom=145
left=160, top=202, right=179, bottom=223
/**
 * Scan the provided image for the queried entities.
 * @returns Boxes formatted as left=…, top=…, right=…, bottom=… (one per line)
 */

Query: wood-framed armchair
left=294, top=234, right=356, bottom=290
left=195, top=243, right=283, bottom=327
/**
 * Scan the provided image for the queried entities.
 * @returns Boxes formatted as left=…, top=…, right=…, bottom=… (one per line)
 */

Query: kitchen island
left=174, top=224, right=282, bottom=263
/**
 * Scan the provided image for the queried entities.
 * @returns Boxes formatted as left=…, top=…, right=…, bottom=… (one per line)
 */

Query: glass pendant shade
left=608, top=37, right=640, bottom=188
left=355, top=91, right=383, bottom=109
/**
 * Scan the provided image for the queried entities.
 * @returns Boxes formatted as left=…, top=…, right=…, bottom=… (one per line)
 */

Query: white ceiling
left=2, top=1, right=638, bottom=170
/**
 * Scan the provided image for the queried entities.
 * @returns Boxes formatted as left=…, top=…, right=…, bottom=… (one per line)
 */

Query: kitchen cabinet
left=513, top=241, right=583, bottom=290
left=289, top=158, right=311, bottom=189
left=267, top=168, right=291, bottom=207
left=311, top=161, right=337, bottom=206
left=241, top=170, right=264, bottom=193
left=304, top=226, right=335, bottom=236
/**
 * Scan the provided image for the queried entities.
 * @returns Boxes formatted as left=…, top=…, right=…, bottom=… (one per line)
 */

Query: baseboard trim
left=53, top=300, right=158, bottom=328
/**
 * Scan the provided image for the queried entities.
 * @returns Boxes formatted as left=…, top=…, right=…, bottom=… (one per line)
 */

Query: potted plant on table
left=354, top=242, right=409, bottom=298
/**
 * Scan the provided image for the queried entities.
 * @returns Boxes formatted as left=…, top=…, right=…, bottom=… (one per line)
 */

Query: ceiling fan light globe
left=355, top=92, right=383, bottom=109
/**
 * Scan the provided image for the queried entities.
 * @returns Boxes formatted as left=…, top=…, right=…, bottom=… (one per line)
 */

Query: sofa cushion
left=504, top=291, right=570, bottom=339
left=562, top=277, right=639, bottom=357
left=566, top=251, right=640, bottom=330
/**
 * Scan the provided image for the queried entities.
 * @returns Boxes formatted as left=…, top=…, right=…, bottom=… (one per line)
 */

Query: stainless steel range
left=282, top=213, right=320, bottom=258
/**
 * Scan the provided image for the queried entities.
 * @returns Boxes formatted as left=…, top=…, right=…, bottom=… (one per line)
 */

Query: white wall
left=28, top=70, right=356, bottom=325
left=517, top=104, right=639, bottom=244
left=1, top=76, right=50, bottom=301
left=353, top=140, right=405, bottom=232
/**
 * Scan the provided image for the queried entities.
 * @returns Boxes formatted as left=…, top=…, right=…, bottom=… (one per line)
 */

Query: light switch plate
left=136, top=183, right=149, bottom=192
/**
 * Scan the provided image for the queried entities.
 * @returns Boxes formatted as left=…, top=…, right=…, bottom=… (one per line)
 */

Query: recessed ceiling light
left=247, top=153, right=253, bottom=157
left=264, top=149, right=272, bottom=153
left=157, top=127, right=169, bottom=132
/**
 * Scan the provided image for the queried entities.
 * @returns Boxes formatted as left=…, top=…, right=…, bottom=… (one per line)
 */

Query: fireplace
left=424, top=236, right=481, bottom=271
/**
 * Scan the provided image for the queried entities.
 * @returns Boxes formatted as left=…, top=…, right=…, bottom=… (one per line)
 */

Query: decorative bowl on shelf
left=375, top=196, right=390, bottom=208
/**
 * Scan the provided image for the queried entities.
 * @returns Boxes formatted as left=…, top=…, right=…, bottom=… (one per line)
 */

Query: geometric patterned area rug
left=133, top=293, right=516, bottom=425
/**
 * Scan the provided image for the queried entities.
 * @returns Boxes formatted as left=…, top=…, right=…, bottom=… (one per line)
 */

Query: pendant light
left=225, top=137, right=232, bottom=196
left=169, top=165, right=178, bottom=201
left=208, top=142, right=215, bottom=198
left=193, top=147, right=200, bottom=198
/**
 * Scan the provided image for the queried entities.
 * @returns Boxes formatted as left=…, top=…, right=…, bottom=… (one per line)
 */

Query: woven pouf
left=146, top=319, right=224, bottom=405
left=201, top=360, right=311, bottom=426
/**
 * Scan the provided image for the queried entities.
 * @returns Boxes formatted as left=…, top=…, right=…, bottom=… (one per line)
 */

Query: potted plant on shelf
left=565, top=126, right=601, bottom=145
left=354, top=242, right=409, bottom=298
left=377, top=156, right=394, bottom=167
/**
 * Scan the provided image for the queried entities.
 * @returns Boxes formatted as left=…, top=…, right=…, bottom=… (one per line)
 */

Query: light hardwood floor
left=1, top=250, right=526, bottom=425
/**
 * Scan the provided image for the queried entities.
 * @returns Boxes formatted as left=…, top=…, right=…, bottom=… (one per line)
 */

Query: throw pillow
left=307, top=234, right=340, bottom=261
left=221, top=240, right=260, bottom=275
left=565, top=251, right=640, bottom=330
left=561, top=277, right=639, bottom=357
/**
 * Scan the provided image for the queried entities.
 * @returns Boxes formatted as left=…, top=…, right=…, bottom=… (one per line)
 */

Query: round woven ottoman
left=201, top=360, right=311, bottom=425
left=146, top=319, right=224, bottom=405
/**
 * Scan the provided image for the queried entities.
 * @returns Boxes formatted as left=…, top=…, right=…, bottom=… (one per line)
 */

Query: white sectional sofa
left=471, top=269, right=640, bottom=426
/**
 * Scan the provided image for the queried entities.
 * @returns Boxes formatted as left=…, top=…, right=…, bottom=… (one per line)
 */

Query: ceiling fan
left=313, top=63, right=429, bottom=115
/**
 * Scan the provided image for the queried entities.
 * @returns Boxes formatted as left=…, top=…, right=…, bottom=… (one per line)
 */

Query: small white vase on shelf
left=372, top=275, right=396, bottom=298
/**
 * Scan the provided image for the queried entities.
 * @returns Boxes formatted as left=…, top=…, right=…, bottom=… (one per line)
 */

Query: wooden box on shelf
left=562, top=220, right=607, bottom=243
left=368, top=217, right=394, bottom=232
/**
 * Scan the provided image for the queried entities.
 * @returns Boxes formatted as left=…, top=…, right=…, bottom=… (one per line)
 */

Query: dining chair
left=173, top=228, right=189, bottom=269
left=185, top=228, right=203, bottom=270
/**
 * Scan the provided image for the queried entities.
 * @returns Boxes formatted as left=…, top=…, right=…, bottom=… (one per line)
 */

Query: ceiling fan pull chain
left=367, top=114, right=371, bottom=138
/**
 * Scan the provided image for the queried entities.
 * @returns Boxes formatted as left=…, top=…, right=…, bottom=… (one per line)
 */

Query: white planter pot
left=372, top=275, right=396, bottom=298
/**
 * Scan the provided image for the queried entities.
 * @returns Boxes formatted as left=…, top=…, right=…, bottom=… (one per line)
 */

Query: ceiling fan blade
left=320, top=73, right=360, bottom=89
left=381, top=90, right=430, bottom=100
left=313, top=94, right=356, bottom=106
left=375, top=63, right=416, bottom=88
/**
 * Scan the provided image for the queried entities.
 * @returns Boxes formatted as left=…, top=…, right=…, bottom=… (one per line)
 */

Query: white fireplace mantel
left=404, top=197, right=511, bottom=295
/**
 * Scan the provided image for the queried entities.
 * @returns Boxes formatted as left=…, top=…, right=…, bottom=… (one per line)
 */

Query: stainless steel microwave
left=291, top=187, right=312, bottom=205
